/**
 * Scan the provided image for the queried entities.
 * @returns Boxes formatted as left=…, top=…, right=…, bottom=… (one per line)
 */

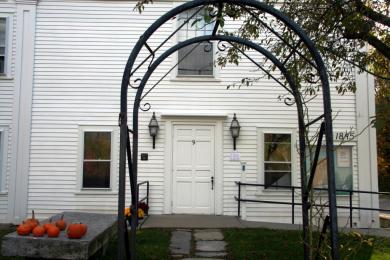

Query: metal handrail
left=235, top=181, right=390, bottom=228
left=137, top=181, right=150, bottom=210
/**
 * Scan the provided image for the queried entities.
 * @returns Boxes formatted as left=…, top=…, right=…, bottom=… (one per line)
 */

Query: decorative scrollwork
left=140, top=102, right=151, bottom=112
left=284, top=97, right=296, bottom=106
left=305, top=73, right=320, bottom=84
left=203, top=41, right=213, bottom=52
left=217, top=40, right=229, bottom=52
left=129, top=78, right=142, bottom=89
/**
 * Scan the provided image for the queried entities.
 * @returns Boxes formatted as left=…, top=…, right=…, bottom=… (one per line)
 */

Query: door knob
left=211, top=176, right=214, bottom=190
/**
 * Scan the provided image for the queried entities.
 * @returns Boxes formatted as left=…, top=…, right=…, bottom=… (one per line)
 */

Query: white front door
left=172, top=124, right=215, bottom=214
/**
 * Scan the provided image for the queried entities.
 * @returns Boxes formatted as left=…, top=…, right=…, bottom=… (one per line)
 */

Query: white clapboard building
left=0, top=0, right=379, bottom=228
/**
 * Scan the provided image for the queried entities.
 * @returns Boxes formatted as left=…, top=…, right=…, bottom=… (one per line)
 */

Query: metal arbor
left=118, top=0, right=340, bottom=259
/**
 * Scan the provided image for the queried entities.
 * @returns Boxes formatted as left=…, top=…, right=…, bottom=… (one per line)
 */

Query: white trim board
left=7, top=3, right=37, bottom=223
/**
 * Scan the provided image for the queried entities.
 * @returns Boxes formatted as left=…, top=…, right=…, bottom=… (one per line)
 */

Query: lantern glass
left=230, top=127, right=240, bottom=138
left=148, top=112, right=159, bottom=137
left=230, top=113, right=240, bottom=138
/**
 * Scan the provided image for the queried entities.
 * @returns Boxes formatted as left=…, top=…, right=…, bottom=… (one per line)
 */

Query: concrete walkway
left=142, top=214, right=302, bottom=230
left=142, top=214, right=390, bottom=237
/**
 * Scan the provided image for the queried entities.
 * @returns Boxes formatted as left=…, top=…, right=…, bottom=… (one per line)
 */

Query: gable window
left=0, top=17, right=7, bottom=75
left=177, top=9, right=214, bottom=76
left=263, top=133, right=292, bottom=188
left=82, top=131, right=112, bottom=189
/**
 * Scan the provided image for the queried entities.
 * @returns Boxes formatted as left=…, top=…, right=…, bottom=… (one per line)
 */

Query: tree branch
left=354, top=0, right=390, bottom=27
left=344, top=31, right=390, bottom=60
left=321, top=46, right=390, bottom=80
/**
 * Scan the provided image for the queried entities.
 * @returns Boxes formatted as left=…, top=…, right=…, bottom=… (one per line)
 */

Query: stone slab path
left=170, top=229, right=227, bottom=259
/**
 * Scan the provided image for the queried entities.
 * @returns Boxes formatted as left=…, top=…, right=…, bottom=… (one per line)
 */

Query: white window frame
left=170, top=6, right=220, bottom=81
left=77, top=126, right=118, bottom=193
left=0, top=126, right=9, bottom=192
left=0, top=14, right=13, bottom=78
left=257, top=128, right=297, bottom=194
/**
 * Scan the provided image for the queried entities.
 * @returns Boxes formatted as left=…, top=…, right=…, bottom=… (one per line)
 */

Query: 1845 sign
left=335, top=129, right=355, bottom=141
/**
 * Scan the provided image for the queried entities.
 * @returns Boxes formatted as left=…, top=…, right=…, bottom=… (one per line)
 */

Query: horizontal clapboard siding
left=28, top=0, right=359, bottom=223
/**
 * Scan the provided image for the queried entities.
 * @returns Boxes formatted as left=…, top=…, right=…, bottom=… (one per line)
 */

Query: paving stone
left=170, top=230, right=191, bottom=256
left=196, top=251, right=227, bottom=257
left=196, top=240, right=226, bottom=252
left=194, top=229, right=224, bottom=241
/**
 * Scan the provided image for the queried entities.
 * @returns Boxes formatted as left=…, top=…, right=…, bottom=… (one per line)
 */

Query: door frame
left=163, top=115, right=224, bottom=215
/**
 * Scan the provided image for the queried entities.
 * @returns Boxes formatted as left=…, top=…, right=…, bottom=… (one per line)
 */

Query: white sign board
left=336, top=147, right=351, bottom=168
left=230, top=151, right=240, bottom=161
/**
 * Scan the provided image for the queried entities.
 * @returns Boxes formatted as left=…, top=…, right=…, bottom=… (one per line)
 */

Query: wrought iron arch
left=118, top=1, right=339, bottom=259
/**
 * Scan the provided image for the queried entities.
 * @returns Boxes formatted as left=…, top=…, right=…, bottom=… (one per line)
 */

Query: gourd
left=17, top=222, right=32, bottom=236
left=55, top=215, right=67, bottom=231
left=47, top=226, right=60, bottom=238
left=25, top=210, right=39, bottom=230
left=67, top=223, right=88, bottom=239
left=32, top=226, right=45, bottom=237
left=43, top=218, right=55, bottom=232
left=138, top=208, right=145, bottom=219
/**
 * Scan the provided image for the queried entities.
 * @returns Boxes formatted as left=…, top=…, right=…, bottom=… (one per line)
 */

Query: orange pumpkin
left=17, top=222, right=31, bottom=236
left=55, top=215, right=67, bottom=231
left=67, top=223, right=88, bottom=239
left=25, top=210, right=39, bottom=230
left=47, top=226, right=60, bottom=238
left=32, top=225, right=45, bottom=237
left=43, top=218, right=55, bottom=232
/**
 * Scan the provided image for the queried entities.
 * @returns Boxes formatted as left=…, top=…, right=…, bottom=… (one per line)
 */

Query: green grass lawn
left=223, top=228, right=390, bottom=260
left=100, top=229, right=172, bottom=260
left=1, top=225, right=390, bottom=259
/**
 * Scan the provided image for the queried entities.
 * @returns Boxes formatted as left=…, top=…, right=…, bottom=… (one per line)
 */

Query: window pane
left=177, top=9, right=214, bottom=76
left=178, top=43, right=213, bottom=76
left=264, top=133, right=290, bottom=143
left=83, top=161, right=110, bottom=188
left=84, top=132, right=111, bottom=160
left=0, top=18, right=5, bottom=47
left=265, top=172, right=291, bottom=187
left=307, top=146, right=353, bottom=193
left=265, top=162, right=291, bottom=171
left=264, top=143, right=291, bottom=162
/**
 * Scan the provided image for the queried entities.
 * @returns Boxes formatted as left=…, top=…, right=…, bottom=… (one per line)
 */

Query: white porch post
left=7, top=0, right=37, bottom=224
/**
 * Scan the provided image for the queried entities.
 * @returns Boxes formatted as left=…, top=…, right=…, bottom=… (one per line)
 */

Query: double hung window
left=82, top=131, right=112, bottom=189
left=263, top=133, right=292, bottom=188
left=177, top=9, right=214, bottom=76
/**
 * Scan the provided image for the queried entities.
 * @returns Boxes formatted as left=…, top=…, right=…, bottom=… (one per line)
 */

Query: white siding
left=0, top=1, right=17, bottom=222
left=28, top=0, right=361, bottom=226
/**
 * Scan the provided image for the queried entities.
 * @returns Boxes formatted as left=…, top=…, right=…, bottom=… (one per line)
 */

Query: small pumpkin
left=43, top=218, right=55, bottom=232
left=25, top=210, right=39, bottom=230
left=17, top=222, right=32, bottom=236
left=67, top=223, right=88, bottom=239
left=32, top=225, right=45, bottom=237
left=55, top=215, right=67, bottom=231
left=47, top=226, right=60, bottom=238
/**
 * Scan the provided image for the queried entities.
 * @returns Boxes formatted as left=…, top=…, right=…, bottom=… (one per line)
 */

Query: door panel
left=172, top=124, right=215, bottom=214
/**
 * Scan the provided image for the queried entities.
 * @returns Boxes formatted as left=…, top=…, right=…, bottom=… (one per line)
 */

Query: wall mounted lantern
left=148, top=112, right=159, bottom=149
left=230, top=113, right=240, bottom=150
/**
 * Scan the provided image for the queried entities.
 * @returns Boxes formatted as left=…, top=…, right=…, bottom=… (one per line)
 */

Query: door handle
left=211, top=176, right=214, bottom=190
